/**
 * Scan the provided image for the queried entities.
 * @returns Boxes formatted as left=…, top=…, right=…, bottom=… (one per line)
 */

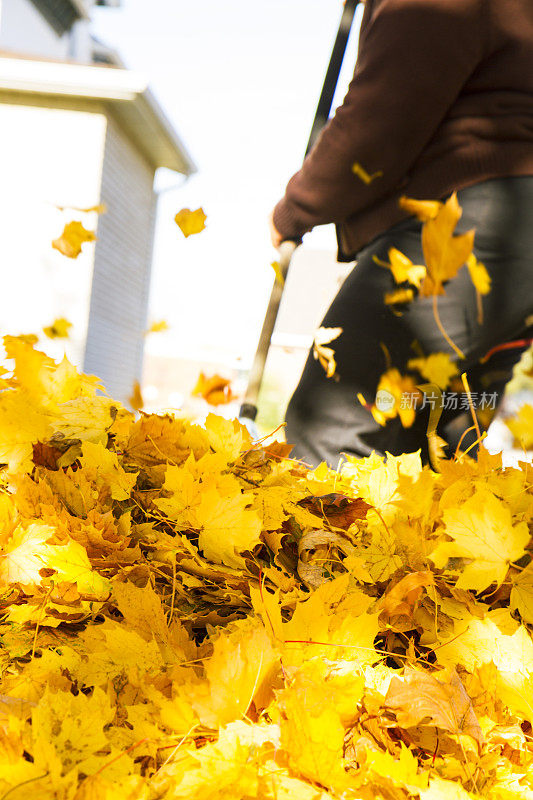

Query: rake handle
left=240, top=240, right=298, bottom=421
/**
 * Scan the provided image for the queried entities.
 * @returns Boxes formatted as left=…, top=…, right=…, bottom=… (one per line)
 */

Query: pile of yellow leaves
left=1, top=337, right=533, bottom=800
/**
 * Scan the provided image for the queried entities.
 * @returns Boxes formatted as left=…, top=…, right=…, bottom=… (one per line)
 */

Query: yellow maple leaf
left=193, top=618, right=278, bottom=726
left=420, top=776, right=477, bottom=800
left=408, top=352, right=459, bottom=390
left=0, top=522, right=109, bottom=598
left=112, top=581, right=187, bottom=663
left=31, top=686, right=120, bottom=777
left=506, top=404, right=533, bottom=450
left=52, top=395, right=123, bottom=444
left=510, top=563, right=533, bottom=625
left=42, top=317, right=73, bottom=340
left=194, top=481, right=263, bottom=568
left=420, top=192, right=475, bottom=296
left=280, top=682, right=346, bottom=787
left=0, top=523, right=55, bottom=587
left=436, top=618, right=533, bottom=721
left=0, top=391, right=52, bottom=472
left=155, top=454, right=207, bottom=527
left=431, top=489, right=530, bottom=593
left=52, top=220, right=96, bottom=258
left=174, top=207, right=207, bottom=237
left=80, top=441, right=138, bottom=501
left=365, top=745, right=429, bottom=792
left=203, top=413, right=251, bottom=461
left=313, top=327, right=342, bottom=379
left=45, top=539, right=110, bottom=598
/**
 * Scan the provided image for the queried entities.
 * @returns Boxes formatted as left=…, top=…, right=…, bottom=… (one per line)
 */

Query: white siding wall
left=0, top=95, right=107, bottom=366
left=83, top=113, right=156, bottom=402
left=0, top=0, right=71, bottom=60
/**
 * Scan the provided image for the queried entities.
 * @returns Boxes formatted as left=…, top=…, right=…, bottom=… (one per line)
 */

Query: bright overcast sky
left=92, top=0, right=363, bottom=364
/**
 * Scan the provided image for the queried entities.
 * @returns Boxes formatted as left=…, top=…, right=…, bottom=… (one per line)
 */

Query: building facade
left=0, top=0, right=195, bottom=401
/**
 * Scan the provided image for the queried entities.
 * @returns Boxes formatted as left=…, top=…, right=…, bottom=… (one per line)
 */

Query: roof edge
left=0, top=55, right=197, bottom=175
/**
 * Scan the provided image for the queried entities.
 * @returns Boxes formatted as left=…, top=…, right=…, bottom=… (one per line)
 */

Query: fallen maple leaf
left=385, top=666, right=483, bottom=746
left=431, top=488, right=530, bottom=592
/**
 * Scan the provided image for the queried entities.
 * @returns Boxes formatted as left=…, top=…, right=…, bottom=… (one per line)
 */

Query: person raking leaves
left=270, top=0, right=533, bottom=468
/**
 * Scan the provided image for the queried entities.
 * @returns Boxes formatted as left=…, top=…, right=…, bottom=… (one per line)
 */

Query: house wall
left=0, top=0, right=72, bottom=60
left=0, top=94, right=107, bottom=367
left=83, top=112, right=156, bottom=402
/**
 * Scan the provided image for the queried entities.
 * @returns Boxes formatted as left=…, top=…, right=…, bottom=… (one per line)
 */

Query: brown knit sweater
left=273, top=0, right=533, bottom=261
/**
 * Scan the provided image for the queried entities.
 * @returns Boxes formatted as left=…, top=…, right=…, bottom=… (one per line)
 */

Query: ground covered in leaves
left=1, top=337, right=533, bottom=800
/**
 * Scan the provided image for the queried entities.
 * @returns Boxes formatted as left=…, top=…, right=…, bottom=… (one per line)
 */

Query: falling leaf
left=192, top=372, right=235, bottom=405
left=408, top=352, right=459, bottom=390
left=270, top=260, right=285, bottom=286
left=399, top=195, right=442, bottom=222
left=385, top=287, right=415, bottom=305
left=313, top=327, right=342, bottom=378
left=466, top=253, right=491, bottom=295
left=128, top=380, right=144, bottom=412
left=42, top=317, right=72, bottom=339
left=351, top=161, right=383, bottom=185
left=359, top=368, right=421, bottom=427
left=145, top=320, right=169, bottom=335
left=375, top=247, right=427, bottom=288
left=174, top=207, right=207, bottom=237
left=420, top=192, right=475, bottom=296
left=52, top=220, right=96, bottom=258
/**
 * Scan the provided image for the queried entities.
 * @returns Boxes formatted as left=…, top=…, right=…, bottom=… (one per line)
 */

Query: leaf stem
left=432, top=292, right=465, bottom=359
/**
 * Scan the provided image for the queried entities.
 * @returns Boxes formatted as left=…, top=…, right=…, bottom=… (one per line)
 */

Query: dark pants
left=285, top=178, right=533, bottom=468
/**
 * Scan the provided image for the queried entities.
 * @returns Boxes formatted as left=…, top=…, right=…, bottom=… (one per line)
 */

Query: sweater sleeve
left=273, top=0, right=485, bottom=240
